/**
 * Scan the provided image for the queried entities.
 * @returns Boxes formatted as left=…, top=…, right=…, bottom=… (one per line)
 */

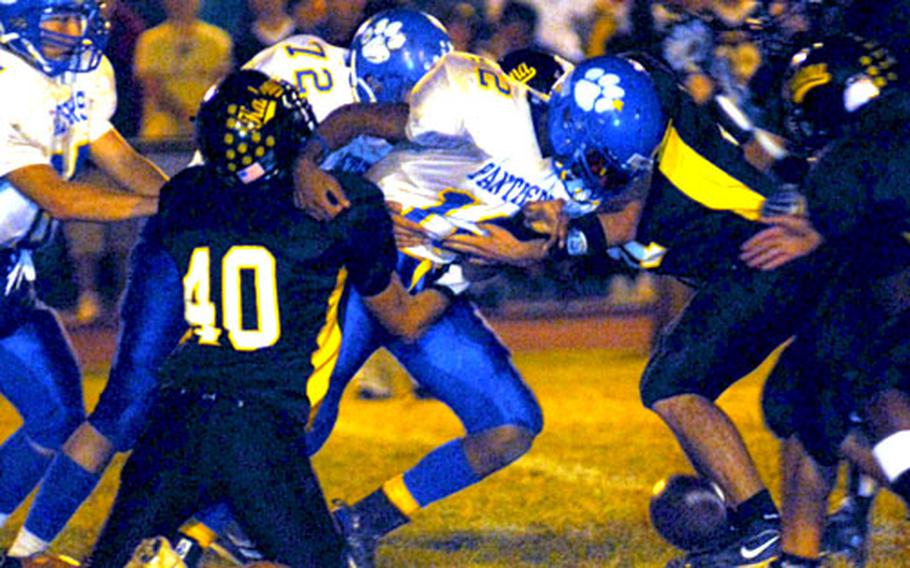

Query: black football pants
left=640, top=261, right=824, bottom=407
left=765, top=267, right=910, bottom=465
left=88, top=388, right=344, bottom=567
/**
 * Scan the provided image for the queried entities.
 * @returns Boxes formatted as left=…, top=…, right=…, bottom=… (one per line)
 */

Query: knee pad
left=472, top=425, right=536, bottom=472
left=494, top=425, right=536, bottom=466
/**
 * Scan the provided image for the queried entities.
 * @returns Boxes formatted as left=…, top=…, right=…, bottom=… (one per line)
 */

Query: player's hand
left=443, top=223, right=551, bottom=267
left=522, top=199, right=569, bottom=247
left=386, top=201, right=431, bottom=248
left=739, top=215, right=824, bottom=271
left=292, top=157, right=350, bottom=221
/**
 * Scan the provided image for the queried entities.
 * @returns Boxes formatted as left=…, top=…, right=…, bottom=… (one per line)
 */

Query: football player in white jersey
left=0, top=0, right=167, bottom=563
left=288, top=17, right=627, bottom=567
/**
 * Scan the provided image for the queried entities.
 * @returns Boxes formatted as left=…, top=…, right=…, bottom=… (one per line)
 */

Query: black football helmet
left=649, top=474, right=731, bottom=551
left=497, top=47, right=574, bottom=99
left=195, top=69, right=317, bottom=187
left=783, top=34, right=900, bottom=149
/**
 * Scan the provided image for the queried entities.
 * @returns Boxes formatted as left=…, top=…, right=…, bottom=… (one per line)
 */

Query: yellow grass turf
left=0, top=349, right=906, bottom=566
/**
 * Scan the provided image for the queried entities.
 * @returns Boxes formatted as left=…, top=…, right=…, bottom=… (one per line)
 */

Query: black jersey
left=155, top=166, right=397, bottom=414
left=615, top=53, right=779, bottom=278
left=804, top=92, right=910, bottom=280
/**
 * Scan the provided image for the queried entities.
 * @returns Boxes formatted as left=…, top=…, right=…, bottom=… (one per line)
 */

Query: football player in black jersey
left=460, top=52, right=830, bottom=567
left=87, top=70, right=453, bottom=567
left=740, top=35, right=910, bottom=568
left=529, top=53, right=818, bottom=567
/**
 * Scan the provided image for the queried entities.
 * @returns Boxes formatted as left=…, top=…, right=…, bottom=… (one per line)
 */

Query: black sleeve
left=804, top=141, right=874, bottom=242
left=155, top=167, right=209, bottom=231
left=333, top=172, right=397, bottom=297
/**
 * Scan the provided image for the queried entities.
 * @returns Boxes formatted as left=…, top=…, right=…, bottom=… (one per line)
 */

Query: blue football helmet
left=0, top=0, right=108, bottom=76
left=548, top=56, right=666, bottom=201
left=350, top=8, right=452, bottom=104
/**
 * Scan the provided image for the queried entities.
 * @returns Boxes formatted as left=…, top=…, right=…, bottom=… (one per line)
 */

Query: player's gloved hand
left=429, top=262, right=471, bottom=298
left=292, top=157, right=350, bottom=221
left=521, top=198, right=568, bottom=248
left=740, top=215, right=823, bottom=271
left=443, top=223, right=550, bottom=268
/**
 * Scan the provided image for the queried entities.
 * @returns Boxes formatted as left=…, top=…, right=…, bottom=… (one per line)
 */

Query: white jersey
left=0, top=48, right=116, bottom=250
left=243, top=34, right=391, bottom=175
left=366, top=52, right=593, bottom=268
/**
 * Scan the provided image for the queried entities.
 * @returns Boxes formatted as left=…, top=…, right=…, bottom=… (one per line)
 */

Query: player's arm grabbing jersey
left=366, top=52, right=585, bottom=282
left=155, top=167, right=445, bottom=413
left=243, top=34, right=392, bottom=174
left=0, top=51, right=160, bottom=310
left=607, top=52, right=781, bottom=277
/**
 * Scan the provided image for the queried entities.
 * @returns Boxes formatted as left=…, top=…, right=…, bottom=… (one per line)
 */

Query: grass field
left=0, top=348, right=907, bottom=566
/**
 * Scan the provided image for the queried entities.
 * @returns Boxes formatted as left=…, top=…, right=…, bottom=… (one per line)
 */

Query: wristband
left=566, top=214, right=607, bottom=256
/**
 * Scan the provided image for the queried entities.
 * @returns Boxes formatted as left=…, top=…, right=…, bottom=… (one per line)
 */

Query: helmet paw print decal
left=360, top=17, right=407, bottom=64
left=574, top=69, right=626, bottom=114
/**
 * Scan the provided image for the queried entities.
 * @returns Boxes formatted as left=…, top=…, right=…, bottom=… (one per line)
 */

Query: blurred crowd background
left=39, top=0, right=910, bottom=327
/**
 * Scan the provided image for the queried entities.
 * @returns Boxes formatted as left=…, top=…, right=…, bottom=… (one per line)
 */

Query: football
left=649, top=474, right=730, bottom=551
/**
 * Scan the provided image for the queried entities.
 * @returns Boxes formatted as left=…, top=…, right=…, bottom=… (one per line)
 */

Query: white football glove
left=430, top=263, right=470, bottom=297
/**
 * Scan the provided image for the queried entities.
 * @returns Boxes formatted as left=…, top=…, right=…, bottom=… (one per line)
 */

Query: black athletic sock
left=733, top=490, right=779, bottom=531
left=892, top=471, right=910, bottom=511
left=352, top=489, right=410, bottom=537
left=845, top=465, right=876, bottom=519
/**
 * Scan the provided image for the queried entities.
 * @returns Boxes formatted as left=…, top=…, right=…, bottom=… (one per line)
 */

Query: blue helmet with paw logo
left=350, top=8, right=452, bottom=104
left=0, top=0, right=109, bottom=76
left=548, top=56, right=666, bottom=201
